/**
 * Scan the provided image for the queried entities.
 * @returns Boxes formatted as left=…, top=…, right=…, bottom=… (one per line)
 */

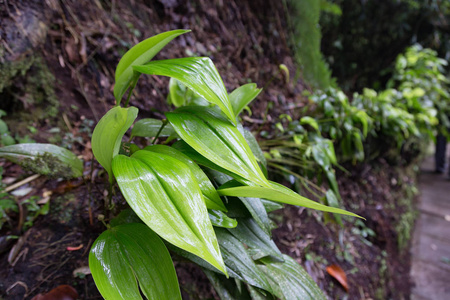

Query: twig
left=5, top=174, right=41, bottom=193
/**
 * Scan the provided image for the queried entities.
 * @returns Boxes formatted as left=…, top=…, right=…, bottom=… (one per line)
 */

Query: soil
left=0, top=1, right=414, bottom=299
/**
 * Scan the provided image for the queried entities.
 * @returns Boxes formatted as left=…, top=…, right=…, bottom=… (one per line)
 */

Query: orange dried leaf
left=31, top=285, right=78, bottom=300
left=326, top=264, right=349, bottom=292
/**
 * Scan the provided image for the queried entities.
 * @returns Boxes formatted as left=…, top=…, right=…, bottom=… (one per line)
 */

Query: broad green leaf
left=228, top=218, right=283, bottom=261
left=89, top=223, right=181, bottom=300
left=0, top=143, right=82, bottom=179
left=258, top=255, right=326, bottom=300
left=168, top=77, right=186, bottom=107
left=260, top=199, right=284, bottom=213
left=112, top=151, right=226, bottom=274
left=110, top=208, right=143, bottom=227
left=114, top=29, right=190, bottom=102
left=205, top=169, right=272, bottom=235
left=209, top=209, right=238, bottom=228
left=214, top=228, right=273, bottom=292
left=166, top=106, right=269, bottom=187
left=230, top=84, right=262, bottom=116
left=131, top=118, right=176, bottom=139
left=204, top=270, right=253, bottom=300
left=218, top=181, right=362, bottom=218
left=172, top=140, right=254, bottom=186
left=144, top=145, right=226, bottom=211
left=239, top=125, right=267, bottom=169
left=92, top=106, right=138, bottom=182
left=133, top=57, right=236, bottom=124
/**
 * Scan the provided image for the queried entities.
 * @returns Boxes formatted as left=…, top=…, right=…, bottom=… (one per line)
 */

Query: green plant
left=283, top=0, right=337, bottom=89
left=88, top=29, right=360, bottom=299
left=0, top=110, right=16, bottom=146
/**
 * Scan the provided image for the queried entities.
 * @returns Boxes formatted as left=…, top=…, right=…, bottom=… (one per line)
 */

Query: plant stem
left=151, top=119, right=168, bottom=145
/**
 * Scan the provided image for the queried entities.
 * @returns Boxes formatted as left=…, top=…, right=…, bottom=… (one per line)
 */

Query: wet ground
left=411, top=152, right=450, bottom=300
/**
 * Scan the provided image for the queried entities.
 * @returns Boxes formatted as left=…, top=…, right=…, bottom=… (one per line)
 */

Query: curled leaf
left=326, top=264, right=349, bottom=292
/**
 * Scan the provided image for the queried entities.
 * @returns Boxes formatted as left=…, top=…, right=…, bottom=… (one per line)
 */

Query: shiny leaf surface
left=131, top=118, right=176, bottom=138
left=133, top=57, right=236, bottom=123
left=230, top=83, right=261, bottom=116
left=259, top=255, right=326, bottom=300
left=114, top=30, right=189, bottom=102
left=214, top=228, right=273, bottom=292
left=0, top=143, right=83, bottom=179
left=89, top=223, right=181, bottom=300
left=91, top=106, right=138, bottom=182
left=209, top=209, right=237, bottom=228
left=228, top=218, right=283, bottom=261
left=112, top=151, right=226, bottom=274
left=166, top=106, right=269, bottom=187
left=144, top=145, right=226, bottom=211
left=218, top=181, right=362, bottom=218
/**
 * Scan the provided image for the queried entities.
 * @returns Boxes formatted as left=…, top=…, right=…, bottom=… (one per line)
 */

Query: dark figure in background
left=435, top=133, right=450, bottom=176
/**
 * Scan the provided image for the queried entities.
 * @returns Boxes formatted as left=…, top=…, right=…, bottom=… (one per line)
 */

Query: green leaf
left=112, top=151, right=226, bottom=274
left=144, top=145, right=226, bottom=211
left=0, top=143, right=83, bottom=179
left=260, top=199, right=284, bottom=213
left=300, top=117, right=319, bottom=132
left=239, top=125, right=267, bottom=169
left=230, top=84, right=262, bottom=116
left=205, top=169, right=272, bottom=235
left=204, top=270, right=253, bottom=300
left=131, top=118, right=176, bottom=138
left=258, top=255, right=326, bottom=300
left=133, top=57, right=236, bottom=124
left=168, top=77, right=187, bottom=107
left=166, top=106, right=269, bottom=187
left=89, top=223, right=181, bottom=300
left=228, top=218, right=283, bottom=261
left=110, top=208, right=143, bottom=227
left=114, top=29, right=190, bottom=102
left=218, top=181, right=362, bottom=218
left=214, top=228, right=273, bottom=292
left=172, top=140, right=254, bottom=186
left=92, top=106, right=138, bottom=182
left=209, top=209, right=238, bottom=228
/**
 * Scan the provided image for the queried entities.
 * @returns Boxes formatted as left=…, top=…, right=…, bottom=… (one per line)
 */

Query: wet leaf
left=209, top=209, right=238, bottom=228
left=326, top=264, right=349, bottom=292
left=89, top=223, right=181, bottom=299
left=131, top=118, right=176, bottom=138
left=144, top=145, right=226, bottom=211
left=230, top=83, right=261, bottom=116
left=112, top=151, right=226, bottom=274
left=259, top=255, right=326, bottom=300
left=172, top=140, right=253, bottom=186
left=166, top=106, right=268, bottom=187
left=0, top=144, right=83, bottom=179
left=134, top=57, right=236, bottom=124
left=228, top=218, right=283, bottom=261
left=114, top=29, right=189, bottom=102
left=214, top=228, right=273, bottom=292
left=91, top=106, right=138, bottom=182
left=218, top=180, right=362, bottom=218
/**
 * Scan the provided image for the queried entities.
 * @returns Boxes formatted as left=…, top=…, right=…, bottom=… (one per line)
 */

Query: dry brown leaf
left=326, top=264, right=349, bottom=292
left=31, top=285, right=78, bottom=300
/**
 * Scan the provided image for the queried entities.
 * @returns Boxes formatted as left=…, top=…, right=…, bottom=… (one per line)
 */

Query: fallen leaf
left=31, top=285, right=78, bottom=300
left=326, top=264, right=349, bottom=292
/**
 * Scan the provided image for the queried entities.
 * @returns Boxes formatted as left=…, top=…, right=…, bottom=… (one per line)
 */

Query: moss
left=0, top=44, right=58, bottom=119
left=21, top=152, right=74, bottom=179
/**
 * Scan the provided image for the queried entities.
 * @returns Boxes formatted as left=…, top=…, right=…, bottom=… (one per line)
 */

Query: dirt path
left=410, top=152, right=450, bottom=300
